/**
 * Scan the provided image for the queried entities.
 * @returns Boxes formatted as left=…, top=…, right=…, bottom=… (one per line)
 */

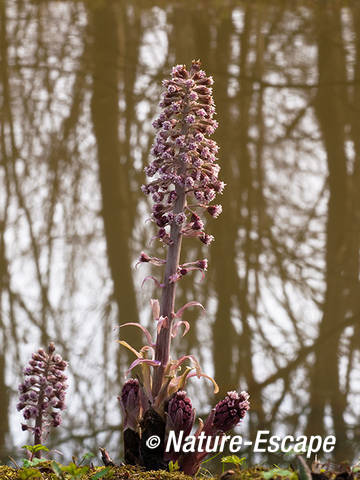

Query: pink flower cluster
left=141, top=60, right=224, bottom=245
left=17, top=343, right=68, bottom=443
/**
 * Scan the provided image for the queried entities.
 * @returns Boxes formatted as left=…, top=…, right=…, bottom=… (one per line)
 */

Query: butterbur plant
left=119, top=60, right=250, bottom=475
left=17, top=343, right=68, bottom=457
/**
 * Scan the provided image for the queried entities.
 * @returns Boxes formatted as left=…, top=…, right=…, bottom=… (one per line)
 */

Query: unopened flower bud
left=200, top=233, right=214, bottom=245
left=45, top=385, right=54, bottom=397
left=192, top=219, right=204, bottom=230
left=119, top=379, right=141, bottom=431
left=29, top=391, right=38, bottom=402
left=166, top=391, right=195, bottom=437
left=175, top=213, right=186, bottom=226
left=185, top=114, right=195, bottom=124
left=139, top=252, right=151, bottom=263
left=213, top=391, right=250, bottom=433
left=51, top=413, right=62, bottom=427
left=207, top=204, right=222, bottom=218
left=196, top=259, right=208, bottom=271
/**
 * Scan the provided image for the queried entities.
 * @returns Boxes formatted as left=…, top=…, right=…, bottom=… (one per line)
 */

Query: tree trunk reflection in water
left=90, top=2, right=140, bottom=370
left=349, top=5, right=360, bottom=372
left=307, top=3, right=351, bottom=458
left=211, top=8, right=239, bottom=397
left=0, top=0, right=17, bottom=459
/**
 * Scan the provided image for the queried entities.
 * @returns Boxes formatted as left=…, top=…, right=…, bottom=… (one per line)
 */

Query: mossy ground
left=0, top=463, right=358, bottom=480
left=0, top=465, right=194, bottom=480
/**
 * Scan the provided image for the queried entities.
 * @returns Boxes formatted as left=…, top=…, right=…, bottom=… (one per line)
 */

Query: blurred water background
left=1, top=0, right=360, bottom=468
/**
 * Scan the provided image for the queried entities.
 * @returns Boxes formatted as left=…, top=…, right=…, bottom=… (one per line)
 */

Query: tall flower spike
left=145, top=61, right=224, bottom=397
left=119, top=61, right=249, bottom=473
left=17, top=343, right=68, bottom=457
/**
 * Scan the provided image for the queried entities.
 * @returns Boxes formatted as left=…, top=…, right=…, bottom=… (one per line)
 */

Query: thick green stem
left=152, top=90, right=191, bottom=397
left=152, top=184, right=186, bottom=396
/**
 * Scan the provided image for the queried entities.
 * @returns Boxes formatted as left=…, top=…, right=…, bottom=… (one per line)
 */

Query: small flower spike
left=179, top=392, right=250, bottom=475
left=17, top=343, right=68, bottom=456
left=213, top=391, right=250, bottom=433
